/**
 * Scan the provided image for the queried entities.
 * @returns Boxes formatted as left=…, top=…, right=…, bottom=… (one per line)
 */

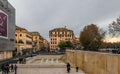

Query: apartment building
left=49, top=27, right=74, bottom=51
left=30, top=32, right=44, bottom=51
left=15, top=26, right=32, bottom=53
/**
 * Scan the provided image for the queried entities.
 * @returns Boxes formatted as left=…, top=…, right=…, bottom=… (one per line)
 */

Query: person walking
left=14, top=64, right=17, bottom=74
left=11, top=64, right=14, bottom=72
left=1, top=64, right=5, bottom=74
left=76, top=66, right=78, bottom=72
left=6, top=63, right=10, bottom=74
left=4, top=64, right=7, bottom=74
left=66, top=63, right=71, bottom=73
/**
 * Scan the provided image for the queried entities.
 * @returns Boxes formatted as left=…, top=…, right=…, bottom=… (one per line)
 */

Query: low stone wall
left=66, top=50, right=120, bottom=74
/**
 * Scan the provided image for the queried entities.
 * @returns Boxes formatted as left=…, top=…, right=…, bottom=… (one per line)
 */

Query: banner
left=0, top=10, right=8, bottom=38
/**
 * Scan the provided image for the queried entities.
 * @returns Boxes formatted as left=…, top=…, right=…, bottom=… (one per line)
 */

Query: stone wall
left=66, top=50, right=120, bottom=74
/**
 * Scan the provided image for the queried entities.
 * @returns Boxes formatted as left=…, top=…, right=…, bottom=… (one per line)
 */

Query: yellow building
left=49, top=27, right=74, bottom=51
left=39, top=37, right=45, bottom=50
left=15, top=26, right=32, bottom=54
left=30, top=32, right=44, bottom=51
left=43, top=39, right=49, bottom=49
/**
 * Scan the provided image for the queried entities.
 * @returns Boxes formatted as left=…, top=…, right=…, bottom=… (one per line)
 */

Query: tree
left=109, top=17, right=120, bottom=37
left=79, top=24, right=105, bottom=51
left=58, top=40, right=73, bottom=52
left=58, top=41, right=67, bottom=52
left=66, top=41, right=73, bottom=48
left=58, top=41, right=66, bottom=49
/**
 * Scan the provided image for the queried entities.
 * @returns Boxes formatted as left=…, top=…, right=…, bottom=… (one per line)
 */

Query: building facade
left=15, top=26, right=32, bottom=54
left=49, top=28, right=74, bottom=51
left=43, top=39, right=49, bottom=50
left=0, top=0, right=15, bottom=60
left=72, top=37, right=81, bottom=49
left=30, top=32, right=44, bottom=51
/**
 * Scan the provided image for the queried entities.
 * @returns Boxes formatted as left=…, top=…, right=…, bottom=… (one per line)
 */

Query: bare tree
left=109, top=17, right=120, bottom=36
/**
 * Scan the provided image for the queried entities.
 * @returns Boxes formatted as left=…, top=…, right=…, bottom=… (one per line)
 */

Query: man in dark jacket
left=66, top=63, right=71, bottom=73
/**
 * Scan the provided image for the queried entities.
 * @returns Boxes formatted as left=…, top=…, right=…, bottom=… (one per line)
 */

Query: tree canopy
left=79, top=24, right=105, bottom=51
left=109, top=17, right=120, bottom=37
left=58, top=40, right=73, bottom=51
left=58, top=41, right=67, bottom=49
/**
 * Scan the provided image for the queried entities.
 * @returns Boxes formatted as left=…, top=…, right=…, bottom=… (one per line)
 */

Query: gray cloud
left=8, top=0, right=120, bottom=40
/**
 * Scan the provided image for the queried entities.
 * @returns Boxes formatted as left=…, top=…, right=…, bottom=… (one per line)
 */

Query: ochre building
left=49, top=27, right=74, bottom=51
left=30, top=32, right=44, bottom=51
left=15, top=26, right=32, bottom=53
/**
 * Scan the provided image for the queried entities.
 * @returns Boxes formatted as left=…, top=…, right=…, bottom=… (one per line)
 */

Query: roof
left=49, top=27, right=73, bottom=33
left=16, top=25, right=28, bottom=31
left=30, top=32, right=40, bottom=36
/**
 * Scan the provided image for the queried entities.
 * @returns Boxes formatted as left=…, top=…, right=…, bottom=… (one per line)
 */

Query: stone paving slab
left=17, top=67, right=85, bottom=74
left=0, top=68, right=85, bottom=74
left=0, top=55, right=86, bottom=74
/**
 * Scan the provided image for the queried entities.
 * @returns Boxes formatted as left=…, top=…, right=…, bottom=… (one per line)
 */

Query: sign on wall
left=0, top=10, right=8, bottom=38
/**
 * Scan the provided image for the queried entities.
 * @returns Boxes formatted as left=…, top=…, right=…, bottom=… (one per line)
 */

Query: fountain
left=27, top=55, right=64, bottom=65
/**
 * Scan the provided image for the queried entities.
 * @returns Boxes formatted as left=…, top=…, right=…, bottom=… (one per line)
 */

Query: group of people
left=19, top=57, right=26, bottom=64
left=1, top=63, right=17, bottom=74
left=66, top=63, right=79, bottom=73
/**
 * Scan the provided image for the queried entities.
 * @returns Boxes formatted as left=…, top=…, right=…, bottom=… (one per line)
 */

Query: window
left=35, top=36, right=37, bottom=39
left=67, top=32, right=70, bottom=34
left=60, top=32, right=62, bottom=34
left=15, top=34, right=17, bottom=36
left=20, top=34, right=22, bottom=36
left=52, top=32, right=55, bottom=34
left=15, top=40, right=17, bottom=43
left=65, top=38, right=67, bottom=40
left=68, top=35, right=69, bottom=37
left=55, top=42, right=57, bottom=44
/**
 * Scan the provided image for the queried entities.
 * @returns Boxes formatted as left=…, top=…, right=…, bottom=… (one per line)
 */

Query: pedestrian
left=4, top=64, right=7, bottom=74
left=14, top=64, right=17, bottom=74
left=23, top=58, right=26, bottom=64
left=11, top=64, right=14, bottom=72
left=6, top=63, right=10, bottom=74
left=76, top=66, right=78, bottom=72
left=1, top=64, right=5, bottom=74
left=66, top=63, right=71, bottom=73
left=24, top=58, right=26, bottom=64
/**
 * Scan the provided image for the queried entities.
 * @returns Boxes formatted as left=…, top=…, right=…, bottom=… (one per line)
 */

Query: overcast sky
left=8, top=0, right=120, bottom=41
